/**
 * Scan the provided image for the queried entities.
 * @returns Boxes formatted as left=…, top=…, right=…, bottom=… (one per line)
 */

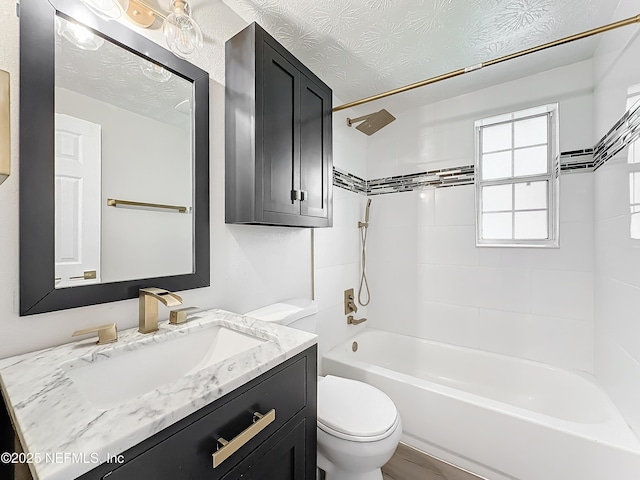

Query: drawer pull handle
left=212, top=409, right=276, bottom=468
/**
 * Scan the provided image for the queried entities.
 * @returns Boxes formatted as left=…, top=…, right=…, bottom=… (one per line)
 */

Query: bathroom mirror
left=20, top=0, right=210, bottom=315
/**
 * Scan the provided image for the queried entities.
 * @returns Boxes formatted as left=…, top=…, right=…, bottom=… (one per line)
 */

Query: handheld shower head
left=358, top=199, right=372, bottom=307
left=359, top=199, right=371, bottom=228
left=365, top=199, right=371, bottom=223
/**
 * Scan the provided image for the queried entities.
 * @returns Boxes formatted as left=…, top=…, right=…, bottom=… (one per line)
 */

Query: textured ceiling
left=219, top=0, right=619, bottom=108
left=55, top=16, right=192, bottom=128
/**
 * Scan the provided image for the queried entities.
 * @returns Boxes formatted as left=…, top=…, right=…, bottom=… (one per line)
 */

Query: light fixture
left=162, top=0, right=203, bottom=59
left=56, top=17, right=105, bottom=51
left=80, top=0, right=203, bottom=59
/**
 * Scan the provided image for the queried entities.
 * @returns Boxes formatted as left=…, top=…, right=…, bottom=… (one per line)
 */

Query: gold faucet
left=139, top=288, right=183, bottom=334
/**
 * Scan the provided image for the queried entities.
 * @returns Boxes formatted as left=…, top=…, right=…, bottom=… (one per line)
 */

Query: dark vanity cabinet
left=75, top=346, right=316, bottom=480
left=226, top=23, right=333, bottom=228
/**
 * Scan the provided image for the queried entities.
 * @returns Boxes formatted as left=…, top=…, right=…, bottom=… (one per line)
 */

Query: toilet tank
left=245, top=298, right=318, bottom=333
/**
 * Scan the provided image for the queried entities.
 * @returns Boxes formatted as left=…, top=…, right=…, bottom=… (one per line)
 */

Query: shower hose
left=358, top=221, right=371, bottom=306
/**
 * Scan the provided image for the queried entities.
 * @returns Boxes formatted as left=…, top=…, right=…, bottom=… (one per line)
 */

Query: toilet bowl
left=317, top=375, right=402, bottom=480
left=245, top=299, right=402, bottom=480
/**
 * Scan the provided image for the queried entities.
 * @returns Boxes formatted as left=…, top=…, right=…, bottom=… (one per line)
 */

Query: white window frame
left=474, top=104, right=560, bottom=248
left=626, top=88, right=640, bottom=239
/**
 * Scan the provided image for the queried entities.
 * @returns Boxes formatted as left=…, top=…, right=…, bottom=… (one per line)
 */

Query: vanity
left=0, top=310, right=317, bottom=479
left=10, top=0, right=324, bottom=476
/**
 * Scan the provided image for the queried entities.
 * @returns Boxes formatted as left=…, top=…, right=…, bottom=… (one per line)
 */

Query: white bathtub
left=322, top=328, right=640, bottom=480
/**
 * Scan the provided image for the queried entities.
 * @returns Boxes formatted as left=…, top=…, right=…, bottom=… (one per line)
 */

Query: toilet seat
left=318, top=412, right=400, bottom=442
left=318, top=375, right=399, bottom=443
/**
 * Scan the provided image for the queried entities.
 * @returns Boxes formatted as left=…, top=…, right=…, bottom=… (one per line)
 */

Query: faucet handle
left=169, top=306, right=200, bottom=325
left=344, top=288, right=358, bottom=314
left=139, top=287, right=183, bottom=307
left=72, top=323, right=118, bottom=345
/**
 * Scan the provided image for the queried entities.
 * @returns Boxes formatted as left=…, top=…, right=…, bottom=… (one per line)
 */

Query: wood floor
left=382, top=443, right=484, bottom=480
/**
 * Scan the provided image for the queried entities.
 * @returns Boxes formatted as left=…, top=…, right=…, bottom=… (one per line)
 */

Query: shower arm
left=332, top=13, right=640, bottom=113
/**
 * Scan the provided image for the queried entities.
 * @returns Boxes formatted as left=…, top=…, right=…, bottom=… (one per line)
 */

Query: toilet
left=245, top=299, right=402, bottom=480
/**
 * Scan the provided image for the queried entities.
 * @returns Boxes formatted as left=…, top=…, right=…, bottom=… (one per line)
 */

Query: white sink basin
left=62, top=326, right=266, bottom=409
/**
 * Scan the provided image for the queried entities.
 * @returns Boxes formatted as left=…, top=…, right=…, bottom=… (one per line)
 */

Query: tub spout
left=347, top=316, right=367, bottom=325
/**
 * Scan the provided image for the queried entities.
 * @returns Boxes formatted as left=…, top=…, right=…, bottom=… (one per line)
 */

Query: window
left=627, top=87, right=640, bottom=239
left=475, top=104, right=559, bottom=247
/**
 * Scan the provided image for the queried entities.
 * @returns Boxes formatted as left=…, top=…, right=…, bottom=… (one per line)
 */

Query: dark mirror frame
left=19, top=0, right=210, bottom=315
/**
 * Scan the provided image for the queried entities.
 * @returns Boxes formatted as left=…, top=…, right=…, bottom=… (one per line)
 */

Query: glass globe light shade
left=80, top=0, right=126, bottom=21
left=162, top=1, right=203, bottom=59
left=140, top=60, right=172, bottom=83
left=56, top=17, right=105, bottom=51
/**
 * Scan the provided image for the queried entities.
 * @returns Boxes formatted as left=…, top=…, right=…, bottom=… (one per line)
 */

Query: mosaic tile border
left=559, top=149, right=594, bottom=172
left=367, top=165, right=474, bottom=195
left=333, top=101, right=640, bottom=195
left=333, top=150, right=595, bottom=195
left=333, top=168, right=367, bottom=195
left=593, top=101, right=640, bottom=170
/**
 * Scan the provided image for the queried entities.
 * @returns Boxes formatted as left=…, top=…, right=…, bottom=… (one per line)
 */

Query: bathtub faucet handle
left=344, top=288, right=358, bottom=314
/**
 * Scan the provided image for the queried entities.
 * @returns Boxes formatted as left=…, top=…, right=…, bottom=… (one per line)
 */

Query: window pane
left=482, top=151, right=512, bottom=180
left=483, top=212, right=512, bottom=239
left=482, top=123, right=511, bottom=153
left=514, top=115, right=548, bottom=148
left=515, top=181, right=547, bottom=210
left=482, top=184, right=512, bottom=212
left=514, top=211, right=548, bottom=239
left=514, top=145, right=548, bottom=176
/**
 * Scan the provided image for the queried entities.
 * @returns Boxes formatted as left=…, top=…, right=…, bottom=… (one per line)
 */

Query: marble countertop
left=0, top=309, right=316, bottom=480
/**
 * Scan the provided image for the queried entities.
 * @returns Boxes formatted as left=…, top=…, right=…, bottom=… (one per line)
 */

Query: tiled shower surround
left=322, top=11, right=640, bottom=444
left=327, top=96, right=639, bottom=374
left=331, top=172, right=595, bottom=372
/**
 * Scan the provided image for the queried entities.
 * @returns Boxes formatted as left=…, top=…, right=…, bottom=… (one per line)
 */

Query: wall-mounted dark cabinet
left=226, top=23, right=333, bottom=228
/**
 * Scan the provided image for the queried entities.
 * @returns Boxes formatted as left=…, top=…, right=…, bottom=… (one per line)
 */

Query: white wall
left=313, top=105, right=369, bottom=369
left=0, top=3, right=314, bottom=359
left=592, top=0, right=640, bottom=438
left=56, top=88, right=193, bottom=282
left=363, top=61, right=596, bottom=372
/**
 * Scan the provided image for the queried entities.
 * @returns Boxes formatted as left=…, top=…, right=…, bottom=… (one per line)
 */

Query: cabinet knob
left=300, top=190, right=308, bottom=201
left=290, top=189, right=300, bottom=202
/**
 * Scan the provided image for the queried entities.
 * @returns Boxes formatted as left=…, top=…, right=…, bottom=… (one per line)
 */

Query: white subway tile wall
left=355, top=171, right=595, bottom=372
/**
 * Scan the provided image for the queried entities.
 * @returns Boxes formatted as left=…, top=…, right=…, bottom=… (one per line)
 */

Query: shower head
left=359, top=199, right=372, bottom=228
left=347, top=109, right=396, bottom=136
left=365, top=199, right=371, bottom=223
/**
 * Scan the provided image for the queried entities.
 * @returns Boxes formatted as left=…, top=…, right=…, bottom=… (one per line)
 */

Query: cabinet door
left=262, top=43, right=300, bottom=217
left=299, top=74, right=331, bottom=221
left=222, top=419, right=307, bottom=480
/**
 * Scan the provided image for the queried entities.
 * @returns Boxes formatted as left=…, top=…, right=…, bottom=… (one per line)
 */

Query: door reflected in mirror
left=54, top=15, right=194, bottom=288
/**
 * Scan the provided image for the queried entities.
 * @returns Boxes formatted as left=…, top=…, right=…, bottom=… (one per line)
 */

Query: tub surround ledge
left=0, top=309, right=317, bottom=480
